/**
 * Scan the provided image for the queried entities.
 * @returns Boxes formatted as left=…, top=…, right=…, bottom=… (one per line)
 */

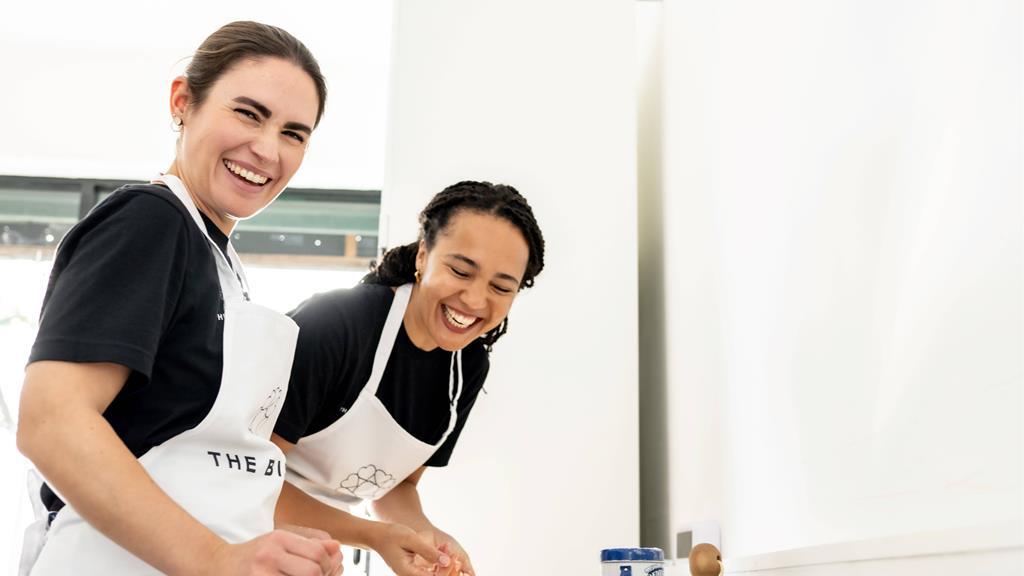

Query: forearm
left=370, top=480, right=434, bottom=532
left=18, top=405, right=225, bottom=576
left=276, top=480, right=390, bottom=549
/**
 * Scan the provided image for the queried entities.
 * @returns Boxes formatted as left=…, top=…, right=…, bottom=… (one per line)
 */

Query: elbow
left=16, top=387, right=55, bottom=464
left=15, top=397, right=47, bottom=459
left=15, top=413, right=41, bottom=462
left=16, top=360, right=124, bottom=467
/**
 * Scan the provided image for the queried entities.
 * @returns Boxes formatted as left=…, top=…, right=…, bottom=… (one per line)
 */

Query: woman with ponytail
left=271, top=181, right=545, bottom=576
left=17, top=21, right=341, bottom=576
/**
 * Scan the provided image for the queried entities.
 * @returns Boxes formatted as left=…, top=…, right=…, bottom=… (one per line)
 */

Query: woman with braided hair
left=271, top=181, right=545, bottom=576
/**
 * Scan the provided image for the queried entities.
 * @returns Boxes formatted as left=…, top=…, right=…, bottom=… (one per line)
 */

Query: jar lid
left=600, top=548, right=665, bottom=562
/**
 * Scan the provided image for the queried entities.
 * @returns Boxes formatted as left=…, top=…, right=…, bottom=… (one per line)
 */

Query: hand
left=279, top=524, right=345, bottom=575
left=432, top=544, right=465, bottom=576
left=372, top=522, right=453, bottom=576
left=210, top=529, right=344, bottom=576
left=419, top=530, right=475, bottom=576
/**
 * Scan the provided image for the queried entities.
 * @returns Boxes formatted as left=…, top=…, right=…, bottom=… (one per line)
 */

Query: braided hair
left=363, top=181, right=546, bottom=351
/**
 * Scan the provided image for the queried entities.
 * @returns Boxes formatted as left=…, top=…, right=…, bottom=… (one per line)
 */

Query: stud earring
left=172, top=115, right=183, bottom=130
left=414, top=269, right=422, bottom=283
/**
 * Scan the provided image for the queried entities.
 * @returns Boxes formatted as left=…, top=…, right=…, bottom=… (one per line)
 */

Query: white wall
left=0, top=0, right=392, bottom=190
left=657, top=0, right=1023, bottom=564
left=382, top=1, right=639, bottom=574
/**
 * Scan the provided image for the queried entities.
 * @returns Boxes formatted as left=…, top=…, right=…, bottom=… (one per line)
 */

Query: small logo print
left=248, top=387, right=283, bottom=436
left=338, top=464, right=396, bottom=500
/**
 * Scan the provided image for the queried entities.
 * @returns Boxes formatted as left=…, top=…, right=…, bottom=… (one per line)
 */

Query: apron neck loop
left=444, top=350, right=464, bottom=437
left=152, top=173, right=249, bottom=299
left=448, top=351, right=463, bottom=406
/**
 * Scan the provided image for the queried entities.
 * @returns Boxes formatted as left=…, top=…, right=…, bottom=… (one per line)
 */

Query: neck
left=165, top=161, right=236, bottom=236
left=402, top=284, right=439, bottom=351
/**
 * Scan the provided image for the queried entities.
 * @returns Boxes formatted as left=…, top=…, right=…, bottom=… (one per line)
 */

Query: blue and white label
left=606, top=563, right=664, bottom=576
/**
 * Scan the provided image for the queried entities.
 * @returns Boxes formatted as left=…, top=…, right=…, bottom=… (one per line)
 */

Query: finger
left=318, top=539, right=343, bottom=573
left=433, top=558, right=456, bottom=576
left=319, top=539, right=341, bottom=556
left=329, top=558, right=345, bottom=576
left=277, top=552, right=326, bottom=576
left=328, top=544, right=343, bottom=574
left=405, top=536, right=449, bottom=567
left=437, top=543, right=463, bottom=570
left=281, top=533, right=334, bottom=575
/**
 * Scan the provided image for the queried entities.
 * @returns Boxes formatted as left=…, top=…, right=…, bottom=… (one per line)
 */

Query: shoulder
left=89, top=184, right=190, bottom=223
left=68, top=184, right=192, bottom=244
left=288, top=283, right=396, bottom=359
left=55, top=184, right=194, bottom=259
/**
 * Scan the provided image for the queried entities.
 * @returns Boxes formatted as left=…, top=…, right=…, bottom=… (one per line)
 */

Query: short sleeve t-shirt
left=274, top=284, right=489, bottom=467
left=29, top=184, right=232, bottom=511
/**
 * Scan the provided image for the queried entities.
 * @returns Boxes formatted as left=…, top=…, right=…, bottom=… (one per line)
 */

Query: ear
left=415, top=240, right=427, bottom=272
left=169, top=76, right=191, bottom=121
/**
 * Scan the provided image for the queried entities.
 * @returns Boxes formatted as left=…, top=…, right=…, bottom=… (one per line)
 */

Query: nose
left=250, top=127, right=280, bottom=165
left=461, top=279, right=488, bottom=312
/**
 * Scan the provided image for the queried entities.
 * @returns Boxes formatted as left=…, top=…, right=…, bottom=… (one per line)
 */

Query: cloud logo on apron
left=338, top=465, right=396, bottom=499
left=248, top=387, right=284, bottom=437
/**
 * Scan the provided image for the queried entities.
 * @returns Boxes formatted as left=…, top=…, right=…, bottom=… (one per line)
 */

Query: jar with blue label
left=600, top=548, right=664, bottom=576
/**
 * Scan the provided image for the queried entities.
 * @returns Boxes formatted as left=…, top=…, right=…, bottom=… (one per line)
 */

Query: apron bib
left=23, top=175, right=299, bottom=575
left=286, top=284, right=464, bottom=509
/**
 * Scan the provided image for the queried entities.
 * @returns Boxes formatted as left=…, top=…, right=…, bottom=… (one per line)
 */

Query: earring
left=414, top=269, right=422, bottom=283
left=172, top=115, right=183, bottom=130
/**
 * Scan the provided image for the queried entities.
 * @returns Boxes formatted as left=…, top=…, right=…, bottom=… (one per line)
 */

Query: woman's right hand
left=371, top=523, right=452, bottom=576
left=211, top=529, right=343, bottom=576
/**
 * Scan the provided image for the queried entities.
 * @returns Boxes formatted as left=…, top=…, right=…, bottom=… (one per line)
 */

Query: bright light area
left=0, top=1, right=393, bottom=190
left=245, top=266, right=367, bottom=314
left=0, top=259, right=53, bottom=576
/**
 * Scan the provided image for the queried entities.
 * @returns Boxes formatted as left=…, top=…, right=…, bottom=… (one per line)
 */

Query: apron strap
left=442, top=350, right=464, bottom=438
left=363, top=284, right=413, bottom=396
left=151, top=174, right=248, bottom=300
left=361, top=283, right=464, bottom=445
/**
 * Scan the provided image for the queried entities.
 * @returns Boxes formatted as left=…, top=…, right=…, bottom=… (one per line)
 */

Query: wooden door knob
left=688, top=543, right=722, bottom=576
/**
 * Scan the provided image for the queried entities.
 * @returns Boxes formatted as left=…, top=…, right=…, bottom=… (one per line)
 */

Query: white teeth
left=443, top=305, right=477, bottom=328
left=223, top=160, right=268, bottom=185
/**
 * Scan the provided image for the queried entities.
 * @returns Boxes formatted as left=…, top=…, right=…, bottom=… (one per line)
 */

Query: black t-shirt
left=275, top=284, right=489, bottom=467
left=29, top=184, right=231, bottom=511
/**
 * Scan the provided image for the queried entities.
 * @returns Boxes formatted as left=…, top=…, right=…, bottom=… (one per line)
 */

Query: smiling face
left=405, top=210, right=531, bottom=352
left=168, top=57, right=319, bottom=234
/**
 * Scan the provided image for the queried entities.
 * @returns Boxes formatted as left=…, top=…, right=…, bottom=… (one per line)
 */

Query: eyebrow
left=447, top=254, right=521, bottom=285
left=233, top=96, right=313, bottom=135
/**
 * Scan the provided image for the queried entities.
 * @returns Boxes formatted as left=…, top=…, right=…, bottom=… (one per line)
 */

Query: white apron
left=286, top=283, right=464, bottom=509
left=22, top=175, right=299, bottom=575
